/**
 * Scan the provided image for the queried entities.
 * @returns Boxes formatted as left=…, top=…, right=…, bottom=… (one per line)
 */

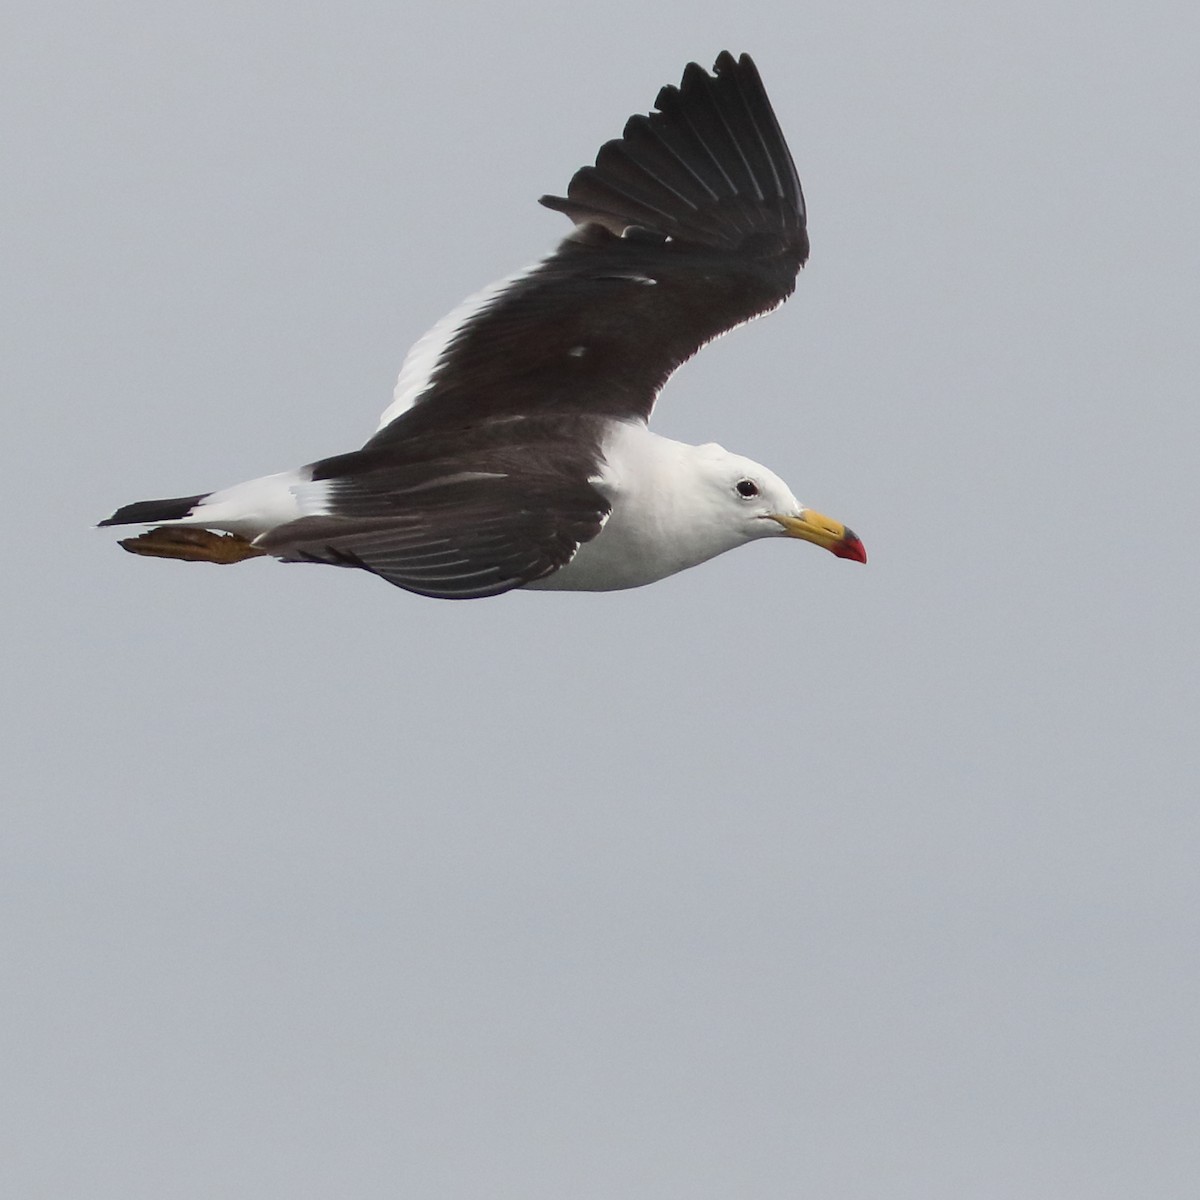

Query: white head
left=564, top=428, right=866, bottom=592
left=691, top=443, right=867, bottom=563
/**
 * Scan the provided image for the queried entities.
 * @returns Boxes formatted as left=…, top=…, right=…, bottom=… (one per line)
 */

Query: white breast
left=526, top=422, right=749, bottom=592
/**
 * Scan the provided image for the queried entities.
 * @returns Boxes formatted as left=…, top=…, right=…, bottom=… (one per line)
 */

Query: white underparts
left=526, top=421, right=758, bottom=592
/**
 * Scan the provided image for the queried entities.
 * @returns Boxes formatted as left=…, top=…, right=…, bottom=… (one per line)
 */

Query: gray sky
left=5, top=1, right=1199, bottom=1196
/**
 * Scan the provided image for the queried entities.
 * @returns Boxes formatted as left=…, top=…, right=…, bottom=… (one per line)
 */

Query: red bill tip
left=832, top=529, right=867, bottom=564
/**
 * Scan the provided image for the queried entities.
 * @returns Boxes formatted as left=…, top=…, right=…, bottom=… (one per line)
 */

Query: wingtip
left=545, top=51, right=804, bottom=254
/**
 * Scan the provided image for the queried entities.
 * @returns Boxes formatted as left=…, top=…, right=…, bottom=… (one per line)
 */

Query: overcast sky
left=5, top=1, right=1199, bottom=1196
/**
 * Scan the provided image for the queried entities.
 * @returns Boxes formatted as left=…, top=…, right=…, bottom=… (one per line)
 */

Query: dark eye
left=735, top=479, right=759, bottom=499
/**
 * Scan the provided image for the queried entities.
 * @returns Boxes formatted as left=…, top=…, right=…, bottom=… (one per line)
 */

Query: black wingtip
left=542, top=52, right=806, bottom=257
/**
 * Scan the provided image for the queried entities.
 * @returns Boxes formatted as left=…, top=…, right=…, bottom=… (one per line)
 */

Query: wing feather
left=258, top=421, right=611, bottom=599
left=280, top=54, right=807, bottom=600
left=375, top=52, right=808, bottom=438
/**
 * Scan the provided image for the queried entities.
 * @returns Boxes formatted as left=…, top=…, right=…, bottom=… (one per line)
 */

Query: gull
left=101, top=52, right=865, bottom=599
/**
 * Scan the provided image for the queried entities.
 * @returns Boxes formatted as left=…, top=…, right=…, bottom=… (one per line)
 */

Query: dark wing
left=371, top=51, right=807, bottom=444
left=260, top=53, right=805, bottom=600
left=257, top=416, right=611, bottom=599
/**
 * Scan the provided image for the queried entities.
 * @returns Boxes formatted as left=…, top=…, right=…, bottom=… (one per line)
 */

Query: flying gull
left=101, top=52, right=866, bottom=599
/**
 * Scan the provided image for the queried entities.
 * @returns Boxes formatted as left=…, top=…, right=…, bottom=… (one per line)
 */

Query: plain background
left=5, top=2, right=1198, bottom=1196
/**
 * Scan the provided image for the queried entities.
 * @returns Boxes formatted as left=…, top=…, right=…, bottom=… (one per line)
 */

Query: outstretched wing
left=260, top=53, right=806, bottom=600
left=371, top=51, right=808, bottom=444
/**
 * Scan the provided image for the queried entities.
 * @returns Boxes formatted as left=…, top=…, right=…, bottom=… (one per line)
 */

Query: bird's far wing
left=371, top=52, right=808, bottom=445
left=256, top=418, right=611, bottom=599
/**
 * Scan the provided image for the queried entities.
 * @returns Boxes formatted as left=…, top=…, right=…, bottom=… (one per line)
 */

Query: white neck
left=527, top=423, right=750, bottom=592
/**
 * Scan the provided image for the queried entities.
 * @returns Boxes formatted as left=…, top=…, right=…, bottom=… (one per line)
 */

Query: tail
left=538, top=51, right=807, bottom=257
left=98, top=493, right=208, bottom=527
left=100, top=488, right=276, bottom=564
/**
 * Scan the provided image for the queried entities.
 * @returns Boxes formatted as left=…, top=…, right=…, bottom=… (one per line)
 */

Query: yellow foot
left=118, top=526, right=267, bottom=565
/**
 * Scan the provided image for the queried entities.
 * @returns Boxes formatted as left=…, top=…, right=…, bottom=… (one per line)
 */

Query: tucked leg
left=118, top=526, right=267, bottom=564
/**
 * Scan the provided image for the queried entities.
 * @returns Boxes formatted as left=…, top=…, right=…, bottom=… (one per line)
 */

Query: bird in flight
left=101, top=51, right=865, bottom=599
